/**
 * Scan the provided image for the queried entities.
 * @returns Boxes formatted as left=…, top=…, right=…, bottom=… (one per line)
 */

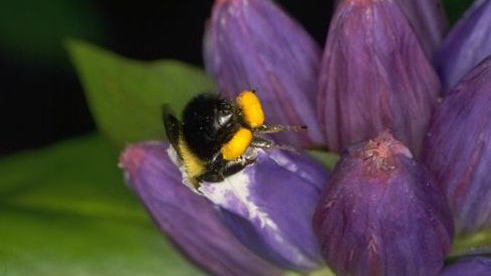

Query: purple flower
left=119, top=0, right=491, bottom=275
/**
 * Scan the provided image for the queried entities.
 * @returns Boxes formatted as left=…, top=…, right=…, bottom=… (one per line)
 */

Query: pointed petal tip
left=119, top=143, right=145, bottom=171
left=212, top=0, right=237, bottom=9
left=362, top=131, right=414, bottom=160
left=338, top=0, right=448, bottom=59
left=119, top=141, right=162, bottom=176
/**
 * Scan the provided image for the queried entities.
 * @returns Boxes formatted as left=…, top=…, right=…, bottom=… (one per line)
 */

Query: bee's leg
left=198, top=167, right=224, bottom=183
left=250, top=136, right=274, bottom=148
left=221, top=157, right=255, bottom=178
left=198, top=154, right=254, bottom=182
left=255, top=124, right=307, bottom=134
left=198, top=153, right=227, bottom=182
left=250, top=136, right=296, bottom=151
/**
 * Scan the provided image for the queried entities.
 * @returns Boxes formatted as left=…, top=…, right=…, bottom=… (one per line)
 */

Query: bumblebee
left=163, top=90, right=305, bottom=186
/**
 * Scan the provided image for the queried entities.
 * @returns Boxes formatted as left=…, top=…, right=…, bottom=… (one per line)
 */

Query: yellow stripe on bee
left=221, top=128, right=253, bottom=160
left=236, top=90, right=265, bottom=128
left=178, top=136, right=205, bottom=185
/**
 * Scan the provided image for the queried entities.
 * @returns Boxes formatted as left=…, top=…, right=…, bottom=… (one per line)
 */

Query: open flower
left=120, top=0, right=491, bottom=275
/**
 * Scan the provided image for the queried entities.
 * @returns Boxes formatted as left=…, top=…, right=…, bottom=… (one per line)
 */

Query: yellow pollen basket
left=236, top=90, right=265, bottom=128
left=221, top=128, right=253, bottom=160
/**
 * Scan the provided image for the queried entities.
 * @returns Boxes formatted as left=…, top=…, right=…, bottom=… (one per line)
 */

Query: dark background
left=0, top=0, right=334, bottom=156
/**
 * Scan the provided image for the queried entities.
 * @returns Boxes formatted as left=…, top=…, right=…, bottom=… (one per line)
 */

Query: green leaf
left=0, top=134, right=206, bottom=276
left=452, top=229, right=491, bottom=256
left=284, top=267, right=336, bottom=276
left=67, top=40, right=214, bottom=148
left=307, top=150, right=339, bottom=170
left=443, top=0, right=475, bottom=25
left=0, top=0, right=104, bottom=67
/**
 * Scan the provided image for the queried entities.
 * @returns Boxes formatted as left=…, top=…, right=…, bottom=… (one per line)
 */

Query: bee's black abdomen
left=182, top=93, right=240, bottom=160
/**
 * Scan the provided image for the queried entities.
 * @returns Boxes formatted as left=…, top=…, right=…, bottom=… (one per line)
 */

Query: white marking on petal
left=269, top=151, right=319, bottom=185
left=198, top=157, right=315, bottom=266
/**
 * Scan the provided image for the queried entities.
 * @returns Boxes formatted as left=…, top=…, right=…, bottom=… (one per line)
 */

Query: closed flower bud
left=333, top=0, right=448, bottom=58
left=423, top=56, right=491, bottom=233
left=439, top=256, right=491, bottom=276
left=314, top=132, right=453, bottom=276
left=318, top=0, right=441, bottom=155
left=394, top=0, right=447, bottom=59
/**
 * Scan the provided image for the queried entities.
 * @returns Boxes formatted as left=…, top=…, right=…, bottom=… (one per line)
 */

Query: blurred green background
left=0, top=0, right=478, bottom=275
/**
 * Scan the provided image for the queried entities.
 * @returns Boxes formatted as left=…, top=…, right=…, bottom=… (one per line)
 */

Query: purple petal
left=318, top=0, right=441, bottom=156
left=335, top=0, right=449, bottom=58
left=120, top=142, right=283, bottom=276
left=436, top=0, right=491, bottom=93
left=394, top=0, right=448, bottom=59
left=198, top=149, right=329, bottom=272
left=204, top=0, right=324, bottom=148
left=423, top=56, right=491, bottom=234
left=439, top=256, right=491, bottom=276
left=314, top=132, right=453, bottom=276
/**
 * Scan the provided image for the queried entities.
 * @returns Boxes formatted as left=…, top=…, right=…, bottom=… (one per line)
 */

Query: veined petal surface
left=423, top=56, right=491, bottom=233
left=198, top=149, right=329, bottom=272
left=314, top=132, right=453, bottom=276
left=318, top=0, right=441, bottom=155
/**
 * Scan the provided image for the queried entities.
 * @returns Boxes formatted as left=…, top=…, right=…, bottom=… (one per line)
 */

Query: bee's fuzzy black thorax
left=182, top=94, right=241, bottom=160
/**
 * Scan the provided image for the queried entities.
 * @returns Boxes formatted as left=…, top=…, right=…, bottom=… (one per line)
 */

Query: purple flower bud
left=394, top=0, right=448, bottom=59
left=314, top=132, right=453, bottom=276
left=436, top=0, right=491, bottom=93
left=334, top=0, right=448, bottom=58
left=197, top=149, right=329, bottom=272
left=204, top=0, right=324, bottom=148
left=439, top=256, right=491, bottom=276
left=120, top=142, right=283, bottom=276
left=318, top=0, right=441, bottom=155
left=423, top=56, right=491, bottom=234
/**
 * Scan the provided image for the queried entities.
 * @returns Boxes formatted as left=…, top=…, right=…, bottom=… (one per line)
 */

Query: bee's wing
left=162, top=104, right=182, bottom=155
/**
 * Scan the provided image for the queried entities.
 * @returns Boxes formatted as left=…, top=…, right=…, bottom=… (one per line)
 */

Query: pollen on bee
left=236, top=90, right=265, bottom=128
left=221, top=128, right=253, bottom=160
